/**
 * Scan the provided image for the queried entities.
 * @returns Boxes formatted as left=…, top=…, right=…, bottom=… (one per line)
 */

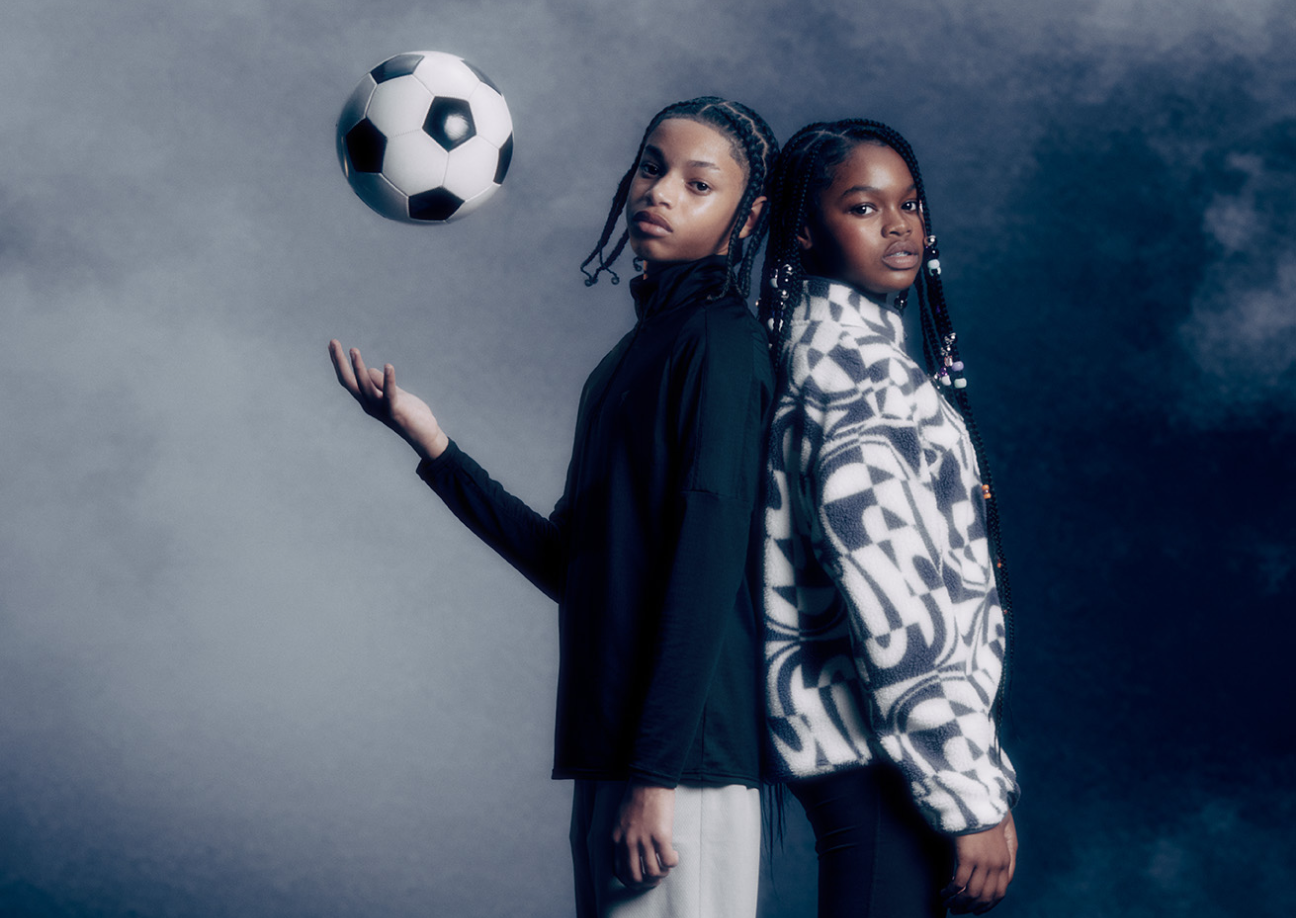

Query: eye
left=901, top=199, right=920, bottom=212
left=849, top=202, right=876, bottom=216
left=638, top=161, right=661, bottom=177
left=691, top=180, right=711, bottom=193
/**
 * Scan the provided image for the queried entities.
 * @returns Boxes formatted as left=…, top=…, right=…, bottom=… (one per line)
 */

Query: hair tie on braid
left=758, top=123, right=835, bottom=344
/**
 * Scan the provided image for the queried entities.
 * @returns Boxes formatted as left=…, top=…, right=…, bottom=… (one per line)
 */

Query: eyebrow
left=838, top=182, right=918, bottom=199
left=642, top=144, right=724, bottom=172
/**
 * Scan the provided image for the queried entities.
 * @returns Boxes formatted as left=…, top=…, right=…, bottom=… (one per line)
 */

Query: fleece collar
left=799, top=275, right=908, bottom=346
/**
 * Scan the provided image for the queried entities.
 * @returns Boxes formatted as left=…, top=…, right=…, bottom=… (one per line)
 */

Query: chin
left=867, top=273, right=919, bottom=296
left=855, top=280, right=913, bottom=299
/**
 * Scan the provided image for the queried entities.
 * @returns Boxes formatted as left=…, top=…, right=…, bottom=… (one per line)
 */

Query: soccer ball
left=336, top=51, right=514, bottom=224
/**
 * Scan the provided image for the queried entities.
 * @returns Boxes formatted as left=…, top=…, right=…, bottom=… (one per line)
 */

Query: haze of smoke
left=1178, top=145, right=1296, bottom=422
left=1180, top=254, right=1296, bottom=410
left=1029, top=778, right=1295, bottom=916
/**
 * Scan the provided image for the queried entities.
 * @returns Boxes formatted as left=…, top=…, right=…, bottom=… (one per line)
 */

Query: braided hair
left=580, top=96, right=778, bottom=298
left=760, top=120, right=1015, bottom=722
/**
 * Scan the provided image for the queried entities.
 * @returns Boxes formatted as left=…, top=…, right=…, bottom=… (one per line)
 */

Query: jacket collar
left=630, top=255, right=732, bottom=322
left=799, top=275, right=907, bottom=345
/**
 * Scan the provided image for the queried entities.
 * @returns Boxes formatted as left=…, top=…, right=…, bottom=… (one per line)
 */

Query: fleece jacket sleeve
left=801, top=327, right=1017, bottom=834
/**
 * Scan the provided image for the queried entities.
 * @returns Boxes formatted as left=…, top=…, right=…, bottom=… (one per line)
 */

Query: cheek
left=625, top=177, right=645, bottom=209
left=817, top=218, right=854, bottom=262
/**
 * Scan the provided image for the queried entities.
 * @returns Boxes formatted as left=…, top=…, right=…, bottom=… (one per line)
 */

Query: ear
left=796, top=221, right=814, bottom=252
left=736, top=195, right=768, bottom=240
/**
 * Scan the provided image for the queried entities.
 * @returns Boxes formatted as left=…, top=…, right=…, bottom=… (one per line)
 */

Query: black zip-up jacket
left=417, top=256, right=773, bottom=787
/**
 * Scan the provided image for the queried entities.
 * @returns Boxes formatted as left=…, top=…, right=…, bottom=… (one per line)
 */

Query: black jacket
left=418, top=256, right=773, bottom=787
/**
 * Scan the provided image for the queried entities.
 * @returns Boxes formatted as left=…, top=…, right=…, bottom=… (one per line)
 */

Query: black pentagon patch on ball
left=424, top=98, right=476, bottom=151
left=461, top=60, right=501, bottom=95
left=344, top=119, right=386, bottom=173
left=495, top=134, right=514, bottom=185
left=371, top=53, right=423, bottom=83
left=409, top=188, right=464, bottom=222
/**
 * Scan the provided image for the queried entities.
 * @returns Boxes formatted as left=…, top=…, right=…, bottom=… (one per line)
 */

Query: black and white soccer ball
left=336, top=51, right=513, bottom=224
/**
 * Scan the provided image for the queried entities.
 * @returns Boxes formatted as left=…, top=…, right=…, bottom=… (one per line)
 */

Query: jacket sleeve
left=799, top=329, right=1017, bottom=834
left=626, top=308, right=773, bottom=787
left=417, top=439, right=568, bottom=602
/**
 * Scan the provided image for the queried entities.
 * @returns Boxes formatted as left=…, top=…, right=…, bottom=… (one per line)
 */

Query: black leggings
left=790, top=765, right=954, bottom=918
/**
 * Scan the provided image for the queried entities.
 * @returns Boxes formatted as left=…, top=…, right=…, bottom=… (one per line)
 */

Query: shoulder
left=783, top=318, right=880, bottom=392
left=675, top=292, right=773, bottom=382
left=784, top=319, right=929, bottom=424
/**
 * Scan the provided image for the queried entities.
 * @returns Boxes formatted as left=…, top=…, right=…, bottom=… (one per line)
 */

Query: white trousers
left=569, top=780, right=761, bottom=918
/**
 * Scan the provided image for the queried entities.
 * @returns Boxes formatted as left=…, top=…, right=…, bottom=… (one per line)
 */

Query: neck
left=864, top=287, right=909, bottom=310
left=809, top=275, right=909, bottom=311
left=640, top=252, right=729, bottom=279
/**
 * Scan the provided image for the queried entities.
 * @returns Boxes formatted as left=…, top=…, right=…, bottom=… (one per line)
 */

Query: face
left=799, top=142, right=924, bottom=298
left=624, top=117, right=764, bottom=273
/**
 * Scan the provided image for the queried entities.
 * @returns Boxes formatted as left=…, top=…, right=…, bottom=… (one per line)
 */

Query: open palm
left=328, top=339, right=448, bottom=461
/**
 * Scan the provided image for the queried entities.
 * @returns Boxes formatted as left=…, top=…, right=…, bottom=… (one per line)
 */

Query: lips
left=881, top=239, right=919, bottom=270
left=631, top=210, right=671, bottom=236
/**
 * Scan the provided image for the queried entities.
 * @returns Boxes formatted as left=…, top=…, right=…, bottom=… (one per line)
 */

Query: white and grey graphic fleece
left=764, top=277, right=1018, bottom=835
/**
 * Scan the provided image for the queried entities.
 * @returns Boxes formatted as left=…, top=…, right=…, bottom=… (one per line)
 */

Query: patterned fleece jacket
left=764, top=277, right=1019, bottom=835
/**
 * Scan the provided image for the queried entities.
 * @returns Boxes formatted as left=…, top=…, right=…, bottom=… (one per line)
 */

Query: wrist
left=626, top=782, right=675, bottom=803
left=412, top=427, right=449, bottom=461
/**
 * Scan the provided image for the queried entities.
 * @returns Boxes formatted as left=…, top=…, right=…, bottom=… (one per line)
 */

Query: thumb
left=658, top=843, right=681, bottom=869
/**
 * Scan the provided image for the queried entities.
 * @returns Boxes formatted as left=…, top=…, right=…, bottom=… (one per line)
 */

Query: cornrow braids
left=580, top=96, right=778, bottom=298
left=760, top=119, right=1015, bottom=723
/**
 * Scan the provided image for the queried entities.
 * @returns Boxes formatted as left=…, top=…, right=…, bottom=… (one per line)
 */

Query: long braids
left=760, top=120, right=1015, bottom=724
left=580, top=96, right=778, bottom=298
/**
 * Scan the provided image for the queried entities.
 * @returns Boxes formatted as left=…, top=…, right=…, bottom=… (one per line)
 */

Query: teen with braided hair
left=759, top=120, right=1019, bottom=916
left=330, top=96, right=777, bottom=918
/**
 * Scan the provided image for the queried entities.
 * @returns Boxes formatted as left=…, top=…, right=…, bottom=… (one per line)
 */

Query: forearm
left=628, top=491, right=754, bottom=784
left=874, top=677, right=1017, bottom=833
left=627, top=307, right=771, bottom=783
left=812, top=509, right=1016, bottom=830
left=812, top=434, right=1016, bottom=832
left=418, top=439, right=566, bottom=600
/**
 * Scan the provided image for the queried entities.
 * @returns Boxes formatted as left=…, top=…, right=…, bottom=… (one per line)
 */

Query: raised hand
left=329, top=339, right=449, bottom=461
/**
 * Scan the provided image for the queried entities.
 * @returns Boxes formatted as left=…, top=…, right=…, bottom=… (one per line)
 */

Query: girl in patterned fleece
left=758, top=120, right=1019, bottom=917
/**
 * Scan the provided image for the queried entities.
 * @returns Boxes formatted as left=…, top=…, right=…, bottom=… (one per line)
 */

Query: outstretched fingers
left=328, top=340, right=395, bottom=424
left=383, top=362, right=398, bottom=415
left=328, top=339, right=446, bottom=460
left=329, top=339, right=361, bottom=397
left=350, top=348, right=380, bottom=402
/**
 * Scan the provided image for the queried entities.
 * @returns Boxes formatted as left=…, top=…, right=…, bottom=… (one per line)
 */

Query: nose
left=882, top=207, right=911, bottom=236
left=643, top=174, right=677, bottom=207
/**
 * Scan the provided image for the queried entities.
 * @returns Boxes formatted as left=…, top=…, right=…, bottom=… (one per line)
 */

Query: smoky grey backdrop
left=3, top=0, right=1293, bottom=915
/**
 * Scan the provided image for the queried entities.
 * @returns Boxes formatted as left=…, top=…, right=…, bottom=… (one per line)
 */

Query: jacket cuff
left=627, top=766, right=679, bottom=790
left=416, top=438, right=461, bottom=483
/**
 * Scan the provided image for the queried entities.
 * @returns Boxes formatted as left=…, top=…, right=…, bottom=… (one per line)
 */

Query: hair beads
left=759, top=119, right=1015, bottom=724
